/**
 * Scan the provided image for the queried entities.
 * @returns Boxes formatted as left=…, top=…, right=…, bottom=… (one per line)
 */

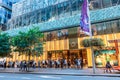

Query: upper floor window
left=102, top=0, right=112, bottom=8
left=90, top=0, right=102, bottom=9
left=111, top=0, right=120, bottom=6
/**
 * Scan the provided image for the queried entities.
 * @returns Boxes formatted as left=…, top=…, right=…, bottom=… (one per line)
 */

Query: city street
left=1, top=0, right=120, bottom=80
left=0, top=73, right=119, bottom=80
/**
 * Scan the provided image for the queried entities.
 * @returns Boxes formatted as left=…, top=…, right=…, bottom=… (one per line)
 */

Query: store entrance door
left=79, top=49, right=88, bottom=68
left=69, top=49, right=88, bottom=68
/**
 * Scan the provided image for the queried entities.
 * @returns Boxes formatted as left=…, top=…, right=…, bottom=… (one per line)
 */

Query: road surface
left=0, top=73, right=119, bottom=80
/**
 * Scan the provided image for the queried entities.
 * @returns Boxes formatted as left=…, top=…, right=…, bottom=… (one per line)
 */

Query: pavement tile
left=0, top=68, right=120, bottom=77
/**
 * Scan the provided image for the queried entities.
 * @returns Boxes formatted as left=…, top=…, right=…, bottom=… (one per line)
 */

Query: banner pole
left=87, top=0, right=96, bottom=74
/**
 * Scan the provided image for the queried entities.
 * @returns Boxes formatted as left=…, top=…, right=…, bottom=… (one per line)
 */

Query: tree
left=32, top=43, right=44, bottom=57
left=0, top=33, right=11, bottom=57
left=81, top=38, right=104, bottom=47
left=11, top=27, right=44, bottom=70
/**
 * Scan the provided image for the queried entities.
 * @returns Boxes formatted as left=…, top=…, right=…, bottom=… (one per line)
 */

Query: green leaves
left=11, top=27, right=44, bottom=56
left=81, top=38, right=104, bottom=47
left=0, top=27, right=44, bottom=58
left=32, top=43, right=44, bottom=56
left=0, top=33, right=11, bottom=57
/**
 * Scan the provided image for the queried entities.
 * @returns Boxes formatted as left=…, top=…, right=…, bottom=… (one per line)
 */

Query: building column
left=118, top=54, right=120, bottom=66
left=43, top=51, right=48, bottom=60
left=118, top=48, right=120, bottom=66
left=87, top=48, right=93, bottom=68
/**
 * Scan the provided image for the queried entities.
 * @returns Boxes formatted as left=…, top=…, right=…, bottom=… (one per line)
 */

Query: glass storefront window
left=91, top=24, right=97, bottom=36
left=96, top=23, right=104, bottom=35
left=43, top=33, right=47, bottom=41
left=68, top=27, right=78, bottom=38
left=105, top=22, right=112, bottom=34
left=95, top=50, right=118, bottom=67
left=111, top=21, right=119, bottom=33
left=45, top=29, right=68, bottom=41
left=46, top=32, right=52, bottom=41
left=51, top=31, right=57, bottom=40
left=57, top=29, right=68, bottom=40
left=118, top=20, right=120, bottom=32
left=77, top=27, right=88, bottom=37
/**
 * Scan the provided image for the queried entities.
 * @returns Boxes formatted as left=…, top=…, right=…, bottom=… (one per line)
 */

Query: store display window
left=95, top=50, right=118, bottom=67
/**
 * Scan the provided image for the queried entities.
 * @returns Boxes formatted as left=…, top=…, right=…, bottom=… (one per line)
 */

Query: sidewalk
left=0, top=68, right=120, bottom=77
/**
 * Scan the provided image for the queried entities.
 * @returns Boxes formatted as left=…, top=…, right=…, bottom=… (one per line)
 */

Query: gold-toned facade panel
left=115, top=33, right=120, bottom=46
left=78, top=33, right=120, bottom=49
left=45, top=39, right=69, bottom=51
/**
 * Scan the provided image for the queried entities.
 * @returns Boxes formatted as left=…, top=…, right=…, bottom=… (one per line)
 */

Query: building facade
left=6, top=0, right=120, bottom=68
left=0, top=0, right=19, bottom=31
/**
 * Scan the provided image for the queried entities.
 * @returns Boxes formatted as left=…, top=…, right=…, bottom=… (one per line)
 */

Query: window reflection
left=111, top=21, right=119, bottom=33
left=105, top=22, right=112, bottom=34
left=57, top=29, right=68, bottom=39
left=118, top=20, right=120, bottom=32
left=90, top=0, right=102, bottom=9
left=111, top=0, right=119, bottom=6
left=77, top=27, right=87, bottom=37
left=102, top=0, right=112, bottom=8
left=43, top=19, right=120, bottom=42
left=7, top=0, right=120, bottom=29
left=45, top=29, right=68, bottom=41
left=91, top=25, right=97, bottom=36
left=57, top=3, right=64, bottom=17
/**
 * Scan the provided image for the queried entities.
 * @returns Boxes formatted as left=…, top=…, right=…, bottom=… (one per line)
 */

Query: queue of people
left=0, top=60, right=6, bottom=68
left=37, top=58, right=83, bottom=69
left=0, top=58, right=84, bottom=71
left=0, top=59, right=115, bottom=73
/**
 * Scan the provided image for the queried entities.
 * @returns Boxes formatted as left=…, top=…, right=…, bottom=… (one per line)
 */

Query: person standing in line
left=14, top=61, right=17, bottom=72
left=60, top=59, right=64, bottom=69
left=105, top=61, right=112, bottom=73
left=23, top=61, right=27, bottom=71
left=68, top=59, right=71, bottom=68
left=57, top=59, right=60, bottom=68
left=38, top=60, right=41, bottom=68
left=32, top=61, right=36, bottom=69
left=42, top=60, right=45, bottom=68
left=64, top=58, right=67, bottom=68
left=52, top=60, right=55, bottom=68
left=19, top=61, right=23, bottom=71
left=77, top=59, right=81, bottom=69
left=80, top=58, right=83, bottom=69
left=74, top=58, right=78, bottom=69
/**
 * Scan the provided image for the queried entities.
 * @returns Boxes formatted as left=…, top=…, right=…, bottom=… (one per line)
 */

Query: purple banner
left=80, top=0, right=90, bottom=35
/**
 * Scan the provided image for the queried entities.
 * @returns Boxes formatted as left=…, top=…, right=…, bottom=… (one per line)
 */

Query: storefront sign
left=69, top=38, right=78, bottom=49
